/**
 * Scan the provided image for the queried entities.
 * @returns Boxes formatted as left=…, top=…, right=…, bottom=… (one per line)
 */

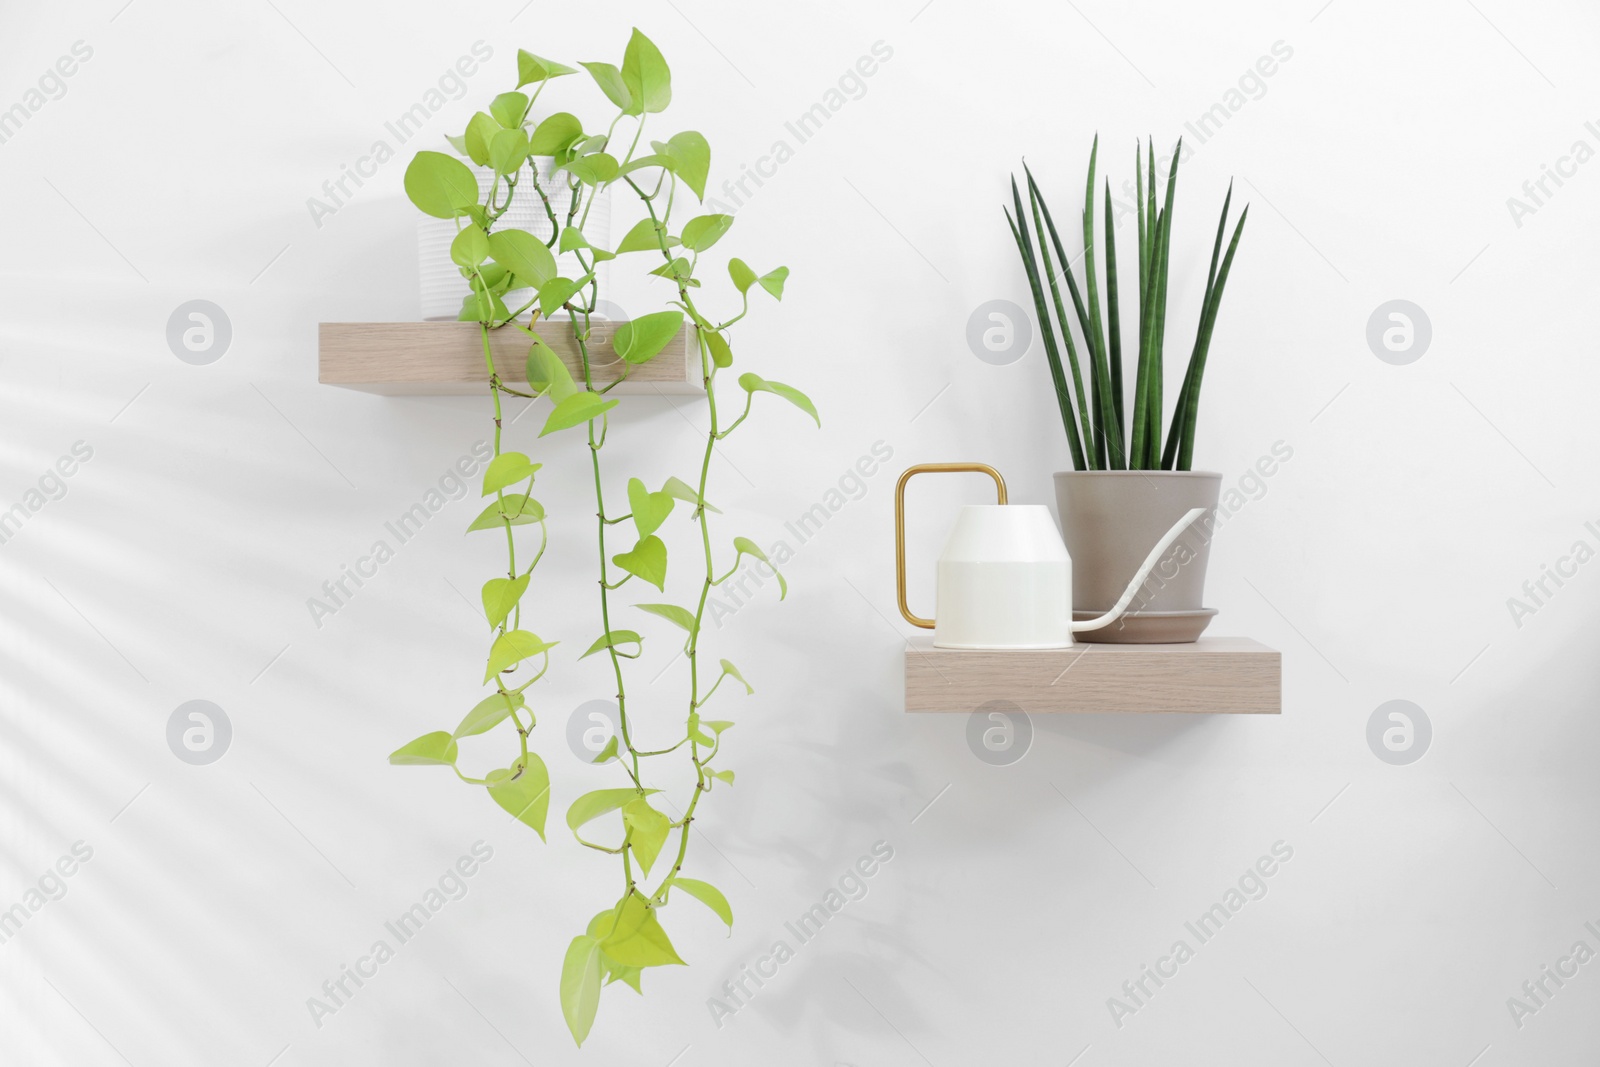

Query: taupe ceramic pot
left=1052, top=471, right=1222, bottom=643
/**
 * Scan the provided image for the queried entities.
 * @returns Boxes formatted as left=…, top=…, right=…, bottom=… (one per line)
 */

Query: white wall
left=3, top=0, right=1599, bottom=1063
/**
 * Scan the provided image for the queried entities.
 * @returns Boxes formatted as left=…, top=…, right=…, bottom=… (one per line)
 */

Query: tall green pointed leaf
left=1006, top=179, right=1085, bottom=471
left=1022, top=167, right=1094, bottom=467
left=1164, top=180, right=1233, bottom=470
left=1174, top=207, right=1247, bottom=471
left=1146, top=142, right=1182, bottom=467
left=1104, top=180, right=1126, bottom=442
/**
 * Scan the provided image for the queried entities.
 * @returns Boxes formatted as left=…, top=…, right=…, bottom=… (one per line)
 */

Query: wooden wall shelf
left=904, top=637, right=1280, bottom=714
left=318, top=321, right=698, bottom=395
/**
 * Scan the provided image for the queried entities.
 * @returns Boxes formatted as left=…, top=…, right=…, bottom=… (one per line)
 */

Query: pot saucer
left=1072, top=607, right=1218, bottom=644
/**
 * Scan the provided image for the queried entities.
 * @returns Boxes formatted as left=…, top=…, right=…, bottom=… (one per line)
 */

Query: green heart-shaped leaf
left=487, top=753, right=550, bottom=840
left=622, top=797, right=670, bottom=876
left=661, top=476, right=719, bottom=513
left=568, top=788, right=658, bottom=833
left=489, top=127, right=530, bottom=176
left=680, top=214, right=733, bottom=253
left=482, top=452, right=541, bottom=496
left=466, top=494, right=544, bottom=532
left=635, top=603, right=697, bottom=635
left=705, top=330, right=732, bottom=368
left=487, top=228, right=556, bottom=289
left=451, top=226, right=489, bottom=268
left=517, top=49, right=577, bottom=88
left=526, top=337, right=578, bottom=402
left=670, top=876, right=732, bottom=928
left=758, top=266, right=790, bottom=300
left=581, top=630, right=643, bottom=660
left=663, top=131, right=710, bottom=200
left=579, top=61, right=634, bottom=114
left=621, top=29, right=671, bottom=115
left=738, top=373, right=820, bottom=427
left=484, top=629, right=556, bottom=683
left=489, top=91, right=530, bottom=128
left=627, top=477, right=675, bottom=537
left=453, top=690, right=525, bottom=738
left=463, top=111, right=501, bottom=168
left=719, top=658, right=753, bottom=695
left=614, top=310, right=684, bottom=365
left=388, top=731, right=458, bottom=766
left=541, top=393, right=618, bottom=437
left=481, top=574, right=530, bottom=629
left=597, top=895, right=684, bottom=967
left=733, top=536, right=787, bottom=598
left=405, top=151, right=478, bottom=218
left=528, top=111, right=583, bottom=156
left=560, top=935, right=603, bottom=1047
left=613, top=535, right=667, bottom=592
left=728, top=257, right=758, bottom=293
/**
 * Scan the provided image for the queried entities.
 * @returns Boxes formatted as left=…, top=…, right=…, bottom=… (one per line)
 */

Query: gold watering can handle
left=894, top=463, right=1009, bottom=629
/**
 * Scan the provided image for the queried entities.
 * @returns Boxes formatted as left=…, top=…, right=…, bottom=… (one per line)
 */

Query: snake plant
left=1005, top=137, right=1247, bottom=470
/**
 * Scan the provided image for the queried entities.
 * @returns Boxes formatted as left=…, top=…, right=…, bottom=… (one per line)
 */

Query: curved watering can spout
left=1070, top=508, right=1209, bottom=633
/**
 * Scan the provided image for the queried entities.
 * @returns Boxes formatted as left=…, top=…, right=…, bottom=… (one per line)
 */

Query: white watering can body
left=896, top=464, right=1207, bottom=650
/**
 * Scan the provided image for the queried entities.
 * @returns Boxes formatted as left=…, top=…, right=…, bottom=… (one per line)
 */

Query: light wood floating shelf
left=904, top=637, right=1280, bottom=714
left=318, top=321, right=698, bottom=395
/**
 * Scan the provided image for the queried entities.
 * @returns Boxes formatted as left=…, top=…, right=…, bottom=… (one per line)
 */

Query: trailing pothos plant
left=386, top=28, right=816, bottom=1047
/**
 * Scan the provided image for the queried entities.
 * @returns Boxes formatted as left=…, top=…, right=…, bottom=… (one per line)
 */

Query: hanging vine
left=389, top=28, right=817, bottom=1046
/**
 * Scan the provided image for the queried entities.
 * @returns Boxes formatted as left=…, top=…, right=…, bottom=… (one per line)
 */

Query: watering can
left=894, top=463, right=1208, bottom=649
